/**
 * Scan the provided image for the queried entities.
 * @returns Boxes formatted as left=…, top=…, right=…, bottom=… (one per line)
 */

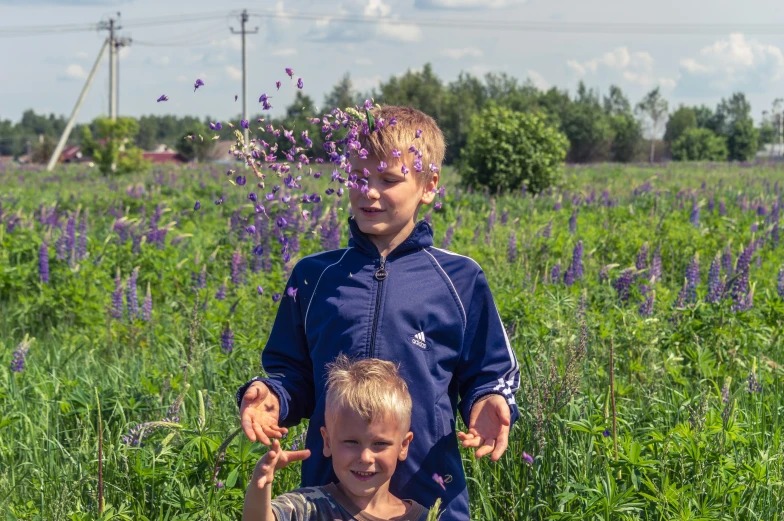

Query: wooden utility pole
left=231, top=9, right=258, bottom=146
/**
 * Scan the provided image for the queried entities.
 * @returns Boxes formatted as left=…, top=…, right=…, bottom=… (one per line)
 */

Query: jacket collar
left=348, top=216, right=434, bottom=259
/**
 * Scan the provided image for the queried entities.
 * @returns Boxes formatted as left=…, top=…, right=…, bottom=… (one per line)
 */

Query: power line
left=5, top=9, right=784, bottom=37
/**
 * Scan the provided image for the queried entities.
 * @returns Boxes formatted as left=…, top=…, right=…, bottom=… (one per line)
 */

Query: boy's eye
left=343, top=440, right=358, bottom=444
left=375, top=442, right=391, bottom=447
left=384, top=178, right=400, bottom=184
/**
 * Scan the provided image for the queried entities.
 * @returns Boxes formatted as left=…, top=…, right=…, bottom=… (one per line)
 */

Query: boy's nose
left=365, top=186, right=380, bottom=199
left=359, top=448, right=374, bottom=463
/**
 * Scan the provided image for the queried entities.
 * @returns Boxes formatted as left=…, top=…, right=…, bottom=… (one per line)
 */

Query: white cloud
left=225, top=66, right=242, bottom=81
left=415, top=0, right=524, bottom=8
left=307, top=0, right=421, bottom=43
left=355, top=57, right=374, bottom=66
left=59, top=64, right=86, bottom=81
left=441, top=47, right=483, bottom=59
left=75, top=50, right=89, bottom=60
left=527, top=69, right=549, bottom=90
left=147, top=55, right=170, bottom=67
left=677, top=33, right=784, bottom=92
left=270, top=48, right=297, bottom=57
left=118, top=46, right=131, bottom=59
left=568, top=46, right=676, bottom=90
left=210, top=35, right=255, bottom=52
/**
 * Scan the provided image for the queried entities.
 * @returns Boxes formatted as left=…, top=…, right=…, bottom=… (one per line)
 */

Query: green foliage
left=459, top=104, right=568, bottom=194
left=2, top=162, right=784, bottom=520
left=664, top=105, right=697, bottom=144
left=727, top=117, right=759, bottom=161
left=671, top=127, right=728, bottom=161
left=608, top=113, right=643, bottom=163
left=175, top=132, right=217, bottom=162
left=81, top=117, right=149, bottom=176
left=561, top=82, right=614, bottom=162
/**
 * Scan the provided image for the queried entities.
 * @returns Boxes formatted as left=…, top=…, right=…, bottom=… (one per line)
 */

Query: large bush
left=80, top=117, right=149, bottom=175
left=727, top=118, right=759, bottom=161
left=671, top=127, right=728, bottom=161
left=459, top=104, right=568, bottom=194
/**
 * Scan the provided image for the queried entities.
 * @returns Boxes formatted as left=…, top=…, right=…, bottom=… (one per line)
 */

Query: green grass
left=1, top=161, right=784, bottom=520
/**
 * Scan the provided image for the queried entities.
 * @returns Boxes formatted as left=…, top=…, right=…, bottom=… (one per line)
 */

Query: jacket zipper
left=370, top=255, right=387, bottom=358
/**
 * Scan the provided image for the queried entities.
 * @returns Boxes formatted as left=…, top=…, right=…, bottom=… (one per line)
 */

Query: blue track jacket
left=237, top=217, right=520, bottom=521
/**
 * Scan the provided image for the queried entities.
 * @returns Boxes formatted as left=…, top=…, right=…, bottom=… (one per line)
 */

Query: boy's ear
left=320, top=426, right=332, bottom=457
left=419, top=171, right=439, bottom=205
left=398, top=431, right=414, bottom=461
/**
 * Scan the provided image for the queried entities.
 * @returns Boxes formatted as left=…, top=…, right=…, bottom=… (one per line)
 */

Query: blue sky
left=3, top=0, right=784, bottom=125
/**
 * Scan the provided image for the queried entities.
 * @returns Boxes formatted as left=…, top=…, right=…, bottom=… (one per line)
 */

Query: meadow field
left=1, top=161, right=783, bottom=520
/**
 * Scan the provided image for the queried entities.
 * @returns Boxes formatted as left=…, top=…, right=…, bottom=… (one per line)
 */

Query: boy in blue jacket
left=236, top=105, right=520, bottom=520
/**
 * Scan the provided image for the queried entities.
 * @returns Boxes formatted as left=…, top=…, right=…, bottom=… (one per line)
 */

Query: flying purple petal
left=157, top=94, right=169, bottom=102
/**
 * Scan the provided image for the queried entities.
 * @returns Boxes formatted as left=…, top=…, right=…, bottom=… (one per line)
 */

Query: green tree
left=459, top=104, right=568, bottom=194
left=609, top=113, right=642, bottom=163
left=561, top=83, right=613, bottom=162
left=323, top=73, right=358, bottom=111
left=441, top=72, right=487, bottom=164
left=664, top=106, right=697, bottom=144
left=376, top=63, right=445, bottom=123
left=636, top=87, right=669, bottom=163
left=671, top=128, right=727, bottom=161
left=727, top=118, right=759, bottom=161
left=81, top=117, right=149, bottom=175
left=693, top=105, right=714, bottom=129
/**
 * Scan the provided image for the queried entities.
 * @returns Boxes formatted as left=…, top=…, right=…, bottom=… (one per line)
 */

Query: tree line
left=1, top=64, right=778, bottom=163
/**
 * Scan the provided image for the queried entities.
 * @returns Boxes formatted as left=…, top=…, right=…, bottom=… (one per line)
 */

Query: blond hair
left=324, top=354, right=413, bottom=431
left=358, top=105, right=446, bottom=184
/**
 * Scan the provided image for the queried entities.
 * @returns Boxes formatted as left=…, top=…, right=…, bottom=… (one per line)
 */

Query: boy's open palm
left=457, top=394, right=510, bottom=462
left=252, top=439, right=312, bottom=489
left=241, top=382, right=288, bottom=444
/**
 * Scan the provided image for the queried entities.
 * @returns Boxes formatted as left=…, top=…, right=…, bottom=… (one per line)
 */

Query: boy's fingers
left=254, top=423, right=272, bottom=445
left=491, top=427, right=509, bottom=461
left=474, top=438, right=496, bottom=459
left=241, top=417, right=258, bottom=442
left=287, top=449, right=311, bottom=462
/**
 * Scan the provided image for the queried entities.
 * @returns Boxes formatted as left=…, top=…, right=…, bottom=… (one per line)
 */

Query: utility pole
left=99, top=14, right=122, bottom=121
left=114, top=36, right=132, bottom=116
left=231, top=9, right=258, bottom=147
left=47, top=40, right=110, bottom=171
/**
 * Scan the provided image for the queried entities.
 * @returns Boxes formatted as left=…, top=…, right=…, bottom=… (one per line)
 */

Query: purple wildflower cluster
left=221, top=323, right=234, bottom=354
left=613, top=269, right=634, bottom=303
left=111, top=268, right=124, bottom=320
left=142, top=283, right=153, bottom=322
left=778, top=266, right=784, bottom=300
left=507, top=231, right=517, bottom=263
left=10, top=335, right=33, bottom=373
left=39, top=241, right=49, bottom=284
left=127, top=267, right=139, bottom=320
left=705, top=253, right=722, bottom=304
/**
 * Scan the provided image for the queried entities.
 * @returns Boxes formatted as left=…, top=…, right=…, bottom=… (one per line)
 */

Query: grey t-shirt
left=271, top=483, right=428, bottom=521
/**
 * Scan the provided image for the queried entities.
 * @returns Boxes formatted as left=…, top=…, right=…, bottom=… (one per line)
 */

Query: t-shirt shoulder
left=270, top=484, right=429, bottom=521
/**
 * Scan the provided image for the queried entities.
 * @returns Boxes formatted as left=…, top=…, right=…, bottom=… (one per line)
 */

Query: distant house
left=143, top=150, right=190, bottom=164
left=60, top=145, right=84, bottom=163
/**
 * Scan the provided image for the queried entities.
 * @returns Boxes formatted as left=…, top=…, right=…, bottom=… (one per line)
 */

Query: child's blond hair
left=324, top=354, right=413, bottom=431
left=359, top=105, right=446, bottom=184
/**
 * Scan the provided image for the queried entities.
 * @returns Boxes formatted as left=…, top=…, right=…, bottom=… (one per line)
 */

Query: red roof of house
left=60, top=145, right=82, bottom=162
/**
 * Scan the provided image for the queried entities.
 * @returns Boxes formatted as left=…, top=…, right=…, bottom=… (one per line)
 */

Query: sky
left=3, top=0, right=784, bottom=126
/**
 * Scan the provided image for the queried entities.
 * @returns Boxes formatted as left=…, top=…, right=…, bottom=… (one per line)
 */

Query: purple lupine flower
left=563, top=264, right=575, bottom=286
left=501, top=210, right=509, bottom=225
left=231, top=250, right=244, bottom=286
left=636, top=242, right=648, bottom=272
left=39, top=241, right=49, bottom=284
left=77, top=212, right=87, bottom=261
left=65, top=213, right=76, bottom=264
left=157, top=94, right=168, bottom=102
left=215, top=282, right=227, bottom=301
left=778, top=266, right=784, bottom=300
left=757, top=204, right=767, bottom=216
left=221, top=323, right=234, bottom=354
left=568, top=209, right=578, bottom=235
left=111, top=268, right=124, bottom=320
left=706, top=253, right=722, bottom=304
left=521, top=452, right=534, bottom=465
left=272, top=292, right=282, bottom=302
left=638, top=284, right=654, bottom=317
left=141, top=283, right=152, bottom=322
left=542, top=221, right=552, bottom=239
left=194, top=201, right=201, bottom=211
left=602, top=429, right=611, bottom=438
left=613, top=268, right=634, bottom=303
left=599, top=265, right=611, bottom=283
left=731, top=267, right=750, bottom=312
left=751, top=223, right=758, bottom=233
left=650, top=243, right=662, bottom=282
left=550, top=261, right=561, bottom=285
left=773, top=222, right=780, bottom=248
left=685, top=253, right=699, bottom=304
left=126, top=267, right=139, bottom=320
left=442, top=224, right=454, bottom=249
left=722, top=244, right=733, bottom=276
left=194, top=78, right=205, bottom=91
left=507, top=231, right=517, bottom=263
left=198, top=265, right=207, bottom=289
left=571, top=241, right=584, bottom=281
left=707, top=195, right=715, bottom=213
left=746, top=372, right=762, bottom=393
left=10, top=335, right=32, bottom=373
left=718, top=200, right=727, bottom=216
left=432, top=473, right=446, bottom=491
left=690, top=199, right=700, bottom=228
left=554, top=200, right=562, bottom=211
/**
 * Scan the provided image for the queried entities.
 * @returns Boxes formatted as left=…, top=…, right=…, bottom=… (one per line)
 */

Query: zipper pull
left=374, top=256, right=388, bottom=281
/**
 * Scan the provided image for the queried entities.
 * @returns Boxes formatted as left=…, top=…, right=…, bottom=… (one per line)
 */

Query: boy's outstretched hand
left=241, top=381, right=288, bottom=444
left=457, top=394, right=510, bottom=462
left=251, top=439, right=312, bottom=489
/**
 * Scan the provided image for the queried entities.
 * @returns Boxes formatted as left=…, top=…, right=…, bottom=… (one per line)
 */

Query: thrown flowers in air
left=157, top=94, right=169, bottom=102
left=194, top=78, right=205, bottom=91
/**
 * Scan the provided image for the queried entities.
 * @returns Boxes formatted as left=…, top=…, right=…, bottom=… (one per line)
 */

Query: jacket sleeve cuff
left=458, top=387, right=520, bottom=427
left=235, top=377, right=290, bottom=422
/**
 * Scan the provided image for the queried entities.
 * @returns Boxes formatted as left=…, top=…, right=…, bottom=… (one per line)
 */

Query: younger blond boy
left=243, top=355, right=428, bottom=521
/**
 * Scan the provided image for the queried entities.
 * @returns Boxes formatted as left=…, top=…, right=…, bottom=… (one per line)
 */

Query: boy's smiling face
left=321, top=405, right=413, bottom=508
left=349, top=154, right=439, bottom=257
